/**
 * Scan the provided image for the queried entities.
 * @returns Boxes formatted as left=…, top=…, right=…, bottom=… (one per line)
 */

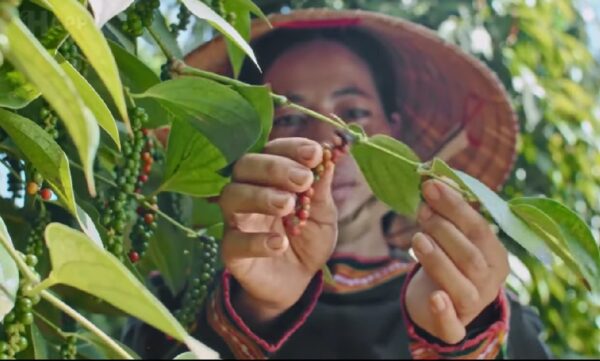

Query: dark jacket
left=124, top=254, right=552, bottom=359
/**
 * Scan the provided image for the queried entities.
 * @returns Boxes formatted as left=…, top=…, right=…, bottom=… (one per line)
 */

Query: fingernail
left=418, top=204, right=433, bottom=221
left=298, top=144, right=317, bottom=161
left=432, top=293, right=446, bottom=313
left=424, top=181, right=441, bottom=201
left=267, top=235, right=283, bottom=250
left=289, top=168, right=312, bottom=186
left=414, top=233, right=434, bottom=254
left=271, top=192, right=291, bottom=208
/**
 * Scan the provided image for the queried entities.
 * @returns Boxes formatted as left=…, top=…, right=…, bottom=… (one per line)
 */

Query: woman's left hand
left=405, top=179, right=510, bottom=344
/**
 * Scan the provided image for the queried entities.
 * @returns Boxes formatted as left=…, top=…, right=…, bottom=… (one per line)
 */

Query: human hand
left=218, top=137, right=338, bottom=324
left=405, top=179, right=510, bottom=344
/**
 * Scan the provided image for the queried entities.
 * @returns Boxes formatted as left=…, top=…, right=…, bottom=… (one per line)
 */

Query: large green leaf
left=44, top=223, right=219, bottom=358
left=351, top=135, right=421, bottom=217
left=107, top=40, right=168, bottom=127
left=181, top=0, right=259, bottom=70
left=149, top=9, right=184, bottom=59
left=160, top=120, right=229, bottom=197
left=510, top=197, right=600, bottom=292
left=223, top=2, right=251, bottom=78
left=232, top=84, right=273, bottom=153
left=231, top=0, right=271, bottom=25
left=3, top=15, right=99, bottom=196
left=0, top=109, right=77, bottom=216
left=0, top=217, right=19, bottom=321
left=138, top=77, right=262, bottom=163
left=0, top=66, right=40, bottom=109
left=22, top=324, right=49, bottom=360
left=45, top=0, right=129, bottom=131
left=43, top=223, right=184, bottom=342
left=447, top=165, right=552, bottom=263
left=77, top=331, right=141, bottom=360
left=59, top=59, right=121, bottom=150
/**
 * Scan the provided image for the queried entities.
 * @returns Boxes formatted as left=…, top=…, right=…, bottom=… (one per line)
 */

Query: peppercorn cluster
left=170, top=2, right=191, bottom=35
left=128, top=197, right=158, bottom=263
left=0, top=256, right=41, bottom=359
left=174, top=235, right=218, bottom=329
left=282, top=133, right=350, bottom=236
left=122, top=0, right=161, bottom=37
left=25, top=211, right=50, bottom=259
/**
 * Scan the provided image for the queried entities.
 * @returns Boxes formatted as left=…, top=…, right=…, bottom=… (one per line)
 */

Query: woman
left=127, top=9, right=551, bottom=359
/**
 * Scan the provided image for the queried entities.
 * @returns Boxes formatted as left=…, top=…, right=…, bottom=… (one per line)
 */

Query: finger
left=232, top=153, right=314, bottom=193
left=421, top=180, right=505, bottom=261
left=412, top=232, right=480, bottom=314
left=219, top=183, right=295, bottom=226
left=263, top=137, right=324, bottom=169
left=429, top=290, right=466, bottom=344
left=417, top=205, right=489, bottom=283
left=221, top=229, right=288, bottom=264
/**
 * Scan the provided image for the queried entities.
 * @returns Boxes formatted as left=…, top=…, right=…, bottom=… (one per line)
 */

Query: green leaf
left=510, top=197, right=600, bottom=293
left=231, top=0, right=271, bottom=26
left=148, top=9, right=184, bottom=59
left=59, top=58, right=121, bottom=150
left=508, top=202, right=588, bottom=290
left=0, top=66, right=40, bottom=109
left=3, top=16, right=99, bottom=196
left=77, top=331, right=141, bottom=360
left=181, top=0, right=259, bottom=70
left=0, top=217, right=18, bottom=321
left=28, top=324, right=49, bottom=359
left=174, top=351, right=196, bottom=360
left=0, top=109, right=77, bottom=216
left=234, top=84, right=273, bottom=154
left=223, top=2, right=250, bottom=78
left=76, top=204, right=103, bottom=249
left=161, top=121, right=229, bottom=197
left=138, top=77, right=261, bottom=163
left=350, top=135, right=421, bottom=217
left=43, top=223, right=186, bottom=341
left=45, top=0, right=130, bottom=131
left=448, top=166, right=552, bottom=263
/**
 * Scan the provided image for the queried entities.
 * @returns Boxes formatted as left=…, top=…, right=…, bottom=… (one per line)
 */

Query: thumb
left=429, top=290, right=466, bottom=345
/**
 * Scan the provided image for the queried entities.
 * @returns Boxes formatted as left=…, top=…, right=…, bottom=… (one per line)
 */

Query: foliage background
left=152, top=0, right=600, bottom=357
left=2, top=0, right=599, bottom=358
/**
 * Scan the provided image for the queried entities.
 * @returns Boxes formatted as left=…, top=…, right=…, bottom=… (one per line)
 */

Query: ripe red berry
left=141, top=128, right=149, bottom=136
left=297, top=209, right=309, bottom=221
left=40, top=188, right=52, bottom=201
left=128, top=250, right=140, bottom=263
left=26, top=182, right=39, bottom=196
left=139, top=174, right=148, bottom=183
left=143, top=163, right=152, bottom=174
left=299, top=195, right=311, bottom=207
left=144, top=213, right=155, bottom=225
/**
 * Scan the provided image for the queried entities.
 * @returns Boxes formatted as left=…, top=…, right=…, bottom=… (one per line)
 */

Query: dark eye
left=342, top=108, right=372, bottom=122
left=273, top=113, right=306, bottom=128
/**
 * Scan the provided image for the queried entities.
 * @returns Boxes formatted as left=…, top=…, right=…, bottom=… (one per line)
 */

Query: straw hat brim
left=184, top=8, right=518, bottom=192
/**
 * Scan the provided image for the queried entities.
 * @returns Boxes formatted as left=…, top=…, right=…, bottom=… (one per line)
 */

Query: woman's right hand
left=218, top=137, right=338, bottom=325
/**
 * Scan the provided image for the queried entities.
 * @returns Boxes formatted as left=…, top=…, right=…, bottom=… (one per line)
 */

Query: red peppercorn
left=297, top=209, right=309, bottom=221
left=290, top=226, right=301, bottom=237
left=40, top=188, right=52, bottom=201
left=299, top=195, right=311, bottom=207
left=128, top=250, right=140, bottom=263
left=143, top=163, right=152, bottom=174
left=141, top=128, right=149, bottom=136
left=139, top=174, right=148, bottom=183
left=303, top=187, right=315, bottom=198
left=144, top=213, right=155, bottom=225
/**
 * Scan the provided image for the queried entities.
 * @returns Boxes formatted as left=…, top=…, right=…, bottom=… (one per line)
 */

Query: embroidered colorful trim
left=324, top=259, right=413, bottom=294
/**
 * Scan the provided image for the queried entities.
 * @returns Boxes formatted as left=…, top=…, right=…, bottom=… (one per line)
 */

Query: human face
left=264, top=40, right=399, bottom=221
